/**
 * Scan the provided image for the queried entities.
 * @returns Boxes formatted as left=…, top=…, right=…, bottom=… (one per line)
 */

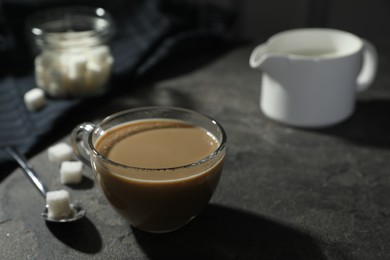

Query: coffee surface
left=95, top=119, right=219, bottom=169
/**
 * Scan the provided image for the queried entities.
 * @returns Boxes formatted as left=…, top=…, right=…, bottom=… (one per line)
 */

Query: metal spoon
left=5, top=146, right=85, bottom=222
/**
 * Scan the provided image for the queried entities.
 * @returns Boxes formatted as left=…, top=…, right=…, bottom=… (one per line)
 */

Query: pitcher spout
left=249, top=44, right=269, bottom=69
left=249, top=43, right=285, bottom=75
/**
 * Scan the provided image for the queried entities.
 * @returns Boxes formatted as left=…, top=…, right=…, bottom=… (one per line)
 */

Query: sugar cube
left=68, top=53, right=87, bottom=81
left=48, top=143, right=73, bottom=164
left=60, top=161, right=83, bottom=184
left=46, top=190, right=73, bottom=219
left=24, top=88, right=47, bottom=112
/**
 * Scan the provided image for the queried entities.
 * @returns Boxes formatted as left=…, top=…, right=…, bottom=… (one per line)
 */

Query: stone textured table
left=1, top=42, right=390, bottom=259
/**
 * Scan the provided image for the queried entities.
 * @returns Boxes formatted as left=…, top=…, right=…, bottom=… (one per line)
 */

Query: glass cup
left=71, top=106, right=227, bottom=233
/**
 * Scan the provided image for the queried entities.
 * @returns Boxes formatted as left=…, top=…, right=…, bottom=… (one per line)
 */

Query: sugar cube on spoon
left=46, top=190, right=74, bottom=219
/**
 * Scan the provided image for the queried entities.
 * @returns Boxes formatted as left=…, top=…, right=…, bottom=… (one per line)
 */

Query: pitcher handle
left=357, top=39, right=378, bottom=92
left=71, top=122, right=95, bottom=167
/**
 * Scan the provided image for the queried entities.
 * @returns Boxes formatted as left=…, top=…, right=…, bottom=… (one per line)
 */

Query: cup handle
left=357, top=39, right=378, bottom=92
left=71, top=122, right=95, bottom=167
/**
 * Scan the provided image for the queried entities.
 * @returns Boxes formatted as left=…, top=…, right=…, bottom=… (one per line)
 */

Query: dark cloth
left=0, top=0, right=233, bottom=166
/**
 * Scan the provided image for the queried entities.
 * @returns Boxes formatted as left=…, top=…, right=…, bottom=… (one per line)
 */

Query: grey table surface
left=1, top=42, right=390, bottom=260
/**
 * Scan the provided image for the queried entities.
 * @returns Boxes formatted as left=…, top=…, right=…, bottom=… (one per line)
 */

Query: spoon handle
left=6, top=146, right=48, bottom=198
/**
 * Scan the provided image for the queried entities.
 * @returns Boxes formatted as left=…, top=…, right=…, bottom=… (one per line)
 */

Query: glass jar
left=27, top=6, right=115, bottom=98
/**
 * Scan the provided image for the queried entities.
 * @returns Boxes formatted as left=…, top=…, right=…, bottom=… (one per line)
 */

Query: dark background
left=231, top=0, right=390, bottom=41
left=2, top=0, right=390, bottom=55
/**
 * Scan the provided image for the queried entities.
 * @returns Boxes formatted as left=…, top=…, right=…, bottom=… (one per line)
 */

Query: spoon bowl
left=42, top=203, right=86, bottom=222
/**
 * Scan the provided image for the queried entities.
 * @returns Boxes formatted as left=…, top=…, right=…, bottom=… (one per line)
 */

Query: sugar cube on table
left=46, top=190, right=73, bottom=219
left=60, top=161, right=83, bottom=184
left=48, top=143, right=73, bottom=164
left=24, top=88, right=47, bottom=112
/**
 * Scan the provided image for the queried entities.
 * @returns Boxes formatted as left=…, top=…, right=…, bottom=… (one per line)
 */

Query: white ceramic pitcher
left=250, top=28, right=378, bottom=128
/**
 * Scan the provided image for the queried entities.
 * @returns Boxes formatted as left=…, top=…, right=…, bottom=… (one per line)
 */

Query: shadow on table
left=133, top=204, right=326, bottom=260
left=46, top=217, right=102, bottom=254
left=315, top=100, right=390, bottom=149
left=65, top=175, right=95, bottom=190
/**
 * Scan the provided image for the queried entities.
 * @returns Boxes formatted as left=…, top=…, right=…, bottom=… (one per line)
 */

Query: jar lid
left=26, top=6, right=115, bottom=49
